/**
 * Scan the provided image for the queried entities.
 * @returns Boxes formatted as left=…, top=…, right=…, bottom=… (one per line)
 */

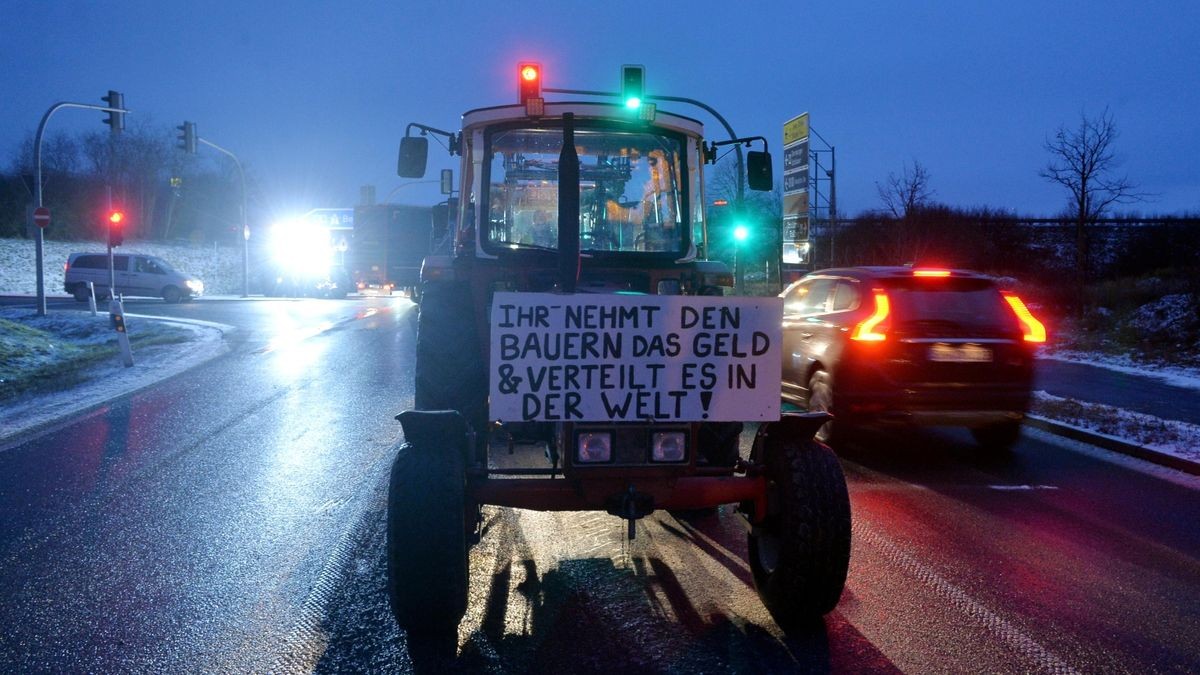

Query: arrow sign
left=33, top=206, right=51, bottom=228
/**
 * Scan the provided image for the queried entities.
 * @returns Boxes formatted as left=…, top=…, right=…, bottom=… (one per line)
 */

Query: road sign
left=33, top=207, right=51, bottom=228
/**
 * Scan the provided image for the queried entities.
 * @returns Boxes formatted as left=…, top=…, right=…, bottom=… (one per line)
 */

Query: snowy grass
left=0, top=307, right=191, bottom=400
left=1032, top=391, right=1200, bottom=463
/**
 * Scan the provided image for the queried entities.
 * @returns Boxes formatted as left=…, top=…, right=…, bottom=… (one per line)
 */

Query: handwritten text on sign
left=489, top=293, right=782, bottom=422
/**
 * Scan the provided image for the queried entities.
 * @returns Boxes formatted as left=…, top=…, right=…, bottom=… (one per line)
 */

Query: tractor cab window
left=483, top=125, right=687, bottom=255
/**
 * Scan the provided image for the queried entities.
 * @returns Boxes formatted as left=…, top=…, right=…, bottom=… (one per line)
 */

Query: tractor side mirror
left=397, top=136, right=429, bottom=178
left=747, top=150, right=773, bottom=192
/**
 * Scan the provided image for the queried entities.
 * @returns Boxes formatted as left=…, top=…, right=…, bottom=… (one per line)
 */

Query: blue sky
left=3, top=1, right=1197, bottom=220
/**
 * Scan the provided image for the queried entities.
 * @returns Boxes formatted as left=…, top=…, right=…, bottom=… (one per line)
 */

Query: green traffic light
left=734, top=224, right=749, bottom=242
left=625, top=97, right=641, bottom=109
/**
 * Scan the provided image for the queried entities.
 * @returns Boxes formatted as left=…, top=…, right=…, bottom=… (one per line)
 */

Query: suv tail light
left=851, top=289, right=890, bottom=341
left=1001, top=293, right=1047, bottom=343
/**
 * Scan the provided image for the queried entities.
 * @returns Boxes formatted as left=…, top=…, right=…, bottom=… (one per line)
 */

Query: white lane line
left=854, top=519, right=1081, bottom=675
left=987, top=485, right=1060, bottom=491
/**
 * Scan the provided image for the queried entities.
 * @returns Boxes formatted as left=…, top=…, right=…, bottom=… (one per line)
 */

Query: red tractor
left=387, top=64, right=851, bottom=648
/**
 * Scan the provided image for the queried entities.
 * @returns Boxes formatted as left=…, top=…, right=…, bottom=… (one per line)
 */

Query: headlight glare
left=576, top=432, right=612, bottom=463
left=651, top=432, right=686, bottom=462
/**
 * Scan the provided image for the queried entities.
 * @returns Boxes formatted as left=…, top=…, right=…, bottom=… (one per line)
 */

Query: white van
left=64, top=252, right=204, bottom=303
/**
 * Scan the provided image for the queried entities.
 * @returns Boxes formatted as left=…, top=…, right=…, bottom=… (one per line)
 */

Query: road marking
left=853, top=519, right=1081, bottom=674
left=987, top=484, right=1060, bottom=491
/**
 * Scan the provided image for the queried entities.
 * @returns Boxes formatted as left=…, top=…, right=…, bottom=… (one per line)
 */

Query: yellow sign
left=783, top=113, right=809, bottom=146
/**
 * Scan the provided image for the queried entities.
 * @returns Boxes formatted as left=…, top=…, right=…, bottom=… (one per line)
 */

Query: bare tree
left=1040, top=108, right=1149, bottom=281
left=877, top=160, right=934, bottom=218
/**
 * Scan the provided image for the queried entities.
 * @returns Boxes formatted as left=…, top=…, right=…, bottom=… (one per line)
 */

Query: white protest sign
left=489, top=292, right=782, bottom=422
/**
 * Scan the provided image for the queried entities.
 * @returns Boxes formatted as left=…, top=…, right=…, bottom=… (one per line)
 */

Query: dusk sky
left=4, top=1, right=1197, bottom=222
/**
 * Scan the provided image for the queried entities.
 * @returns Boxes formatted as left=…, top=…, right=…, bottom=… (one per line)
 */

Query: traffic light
left=518, top=62, right=543, bottom=114
left=733, top=223, right=750, bottom=243
left=621, top=65, right=645, bottom=109
left=107, top=209, right=125, bottom=247
left=177, top=121, right=197, bottom=154
left=101, top=90, right=125, bottom=133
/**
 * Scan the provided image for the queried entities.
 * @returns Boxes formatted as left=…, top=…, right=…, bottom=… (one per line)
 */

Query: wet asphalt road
left=1, top=296, right=1198, bottom=672
left=1, top=296, right=417, bottom=672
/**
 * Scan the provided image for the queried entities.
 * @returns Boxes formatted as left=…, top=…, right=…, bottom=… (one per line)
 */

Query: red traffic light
left=107, top=209, right=126, bottom=247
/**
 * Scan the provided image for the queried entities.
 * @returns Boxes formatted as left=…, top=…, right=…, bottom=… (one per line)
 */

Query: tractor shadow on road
left=310, top=499, right=900, bottom=674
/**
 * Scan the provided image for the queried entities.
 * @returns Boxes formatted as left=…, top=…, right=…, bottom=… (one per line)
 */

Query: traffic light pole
left=197, top=138, right=249, bottom=297
left=32, top=99, right=128, bottom=316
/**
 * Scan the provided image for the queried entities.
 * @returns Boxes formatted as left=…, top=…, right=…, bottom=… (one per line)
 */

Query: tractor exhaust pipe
left=558, top=112, right=580, bottom=293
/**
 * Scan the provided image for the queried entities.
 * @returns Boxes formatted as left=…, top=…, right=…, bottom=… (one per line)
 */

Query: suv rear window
left=882, top=277, right=1014, bottom=330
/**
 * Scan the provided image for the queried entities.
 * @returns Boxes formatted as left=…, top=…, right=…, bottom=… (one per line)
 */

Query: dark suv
left=779, top=266, right=1046, bottom=451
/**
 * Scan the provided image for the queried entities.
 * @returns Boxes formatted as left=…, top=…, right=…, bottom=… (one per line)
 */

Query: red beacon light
left=518, top=62, right=543, bottom=116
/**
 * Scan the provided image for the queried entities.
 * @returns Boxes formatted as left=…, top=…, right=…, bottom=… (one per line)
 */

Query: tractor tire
left=386, top=439, right=468, bottom=645
left=414, top=282, right=487, bottom=437
left=748, top=435, right=851, bottom=626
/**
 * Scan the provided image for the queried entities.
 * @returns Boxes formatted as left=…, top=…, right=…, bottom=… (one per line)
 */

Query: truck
left=350, top=203, right=436, bottom=297
left=385, top=63, right=851, bottom=653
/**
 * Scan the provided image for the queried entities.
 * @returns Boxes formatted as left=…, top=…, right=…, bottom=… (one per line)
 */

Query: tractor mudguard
left=756, top=411, right=833, bottom=446
left=395, top=409, right=471, bottom=462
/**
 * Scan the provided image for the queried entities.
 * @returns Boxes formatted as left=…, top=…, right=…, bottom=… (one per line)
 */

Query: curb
left=1025, top=416, right=1200, bottom=477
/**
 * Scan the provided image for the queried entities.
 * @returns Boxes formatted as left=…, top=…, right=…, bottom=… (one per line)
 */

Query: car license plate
left=928, top=342, right=992, bottom=362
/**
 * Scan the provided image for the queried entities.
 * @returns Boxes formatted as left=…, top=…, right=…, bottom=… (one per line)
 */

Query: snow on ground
left=1032, top=391, right=1200, bottom=463
left=0, top=309, right=230, bottom=442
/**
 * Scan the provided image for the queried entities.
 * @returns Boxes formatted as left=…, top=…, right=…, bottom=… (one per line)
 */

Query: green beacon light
left=622, top=64, right=644, bottom=109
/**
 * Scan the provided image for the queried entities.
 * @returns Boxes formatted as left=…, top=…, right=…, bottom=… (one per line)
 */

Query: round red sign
left=33, top=206, right=51, bottom=228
